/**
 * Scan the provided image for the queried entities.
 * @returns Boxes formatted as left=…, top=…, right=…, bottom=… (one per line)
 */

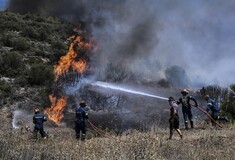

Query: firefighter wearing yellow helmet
left=33, top=108, right=47, bottom=139
left=177, top=89, right=198, bottom=130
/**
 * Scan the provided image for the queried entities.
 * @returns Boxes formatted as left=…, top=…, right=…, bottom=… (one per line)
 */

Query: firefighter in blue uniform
left=75, top=101, right=88, bottom=141
left=177, top=89, right=198, bottom=129
left=205, top=95, right=228, bottom=125
left=33, top=108, right=47, bottom=139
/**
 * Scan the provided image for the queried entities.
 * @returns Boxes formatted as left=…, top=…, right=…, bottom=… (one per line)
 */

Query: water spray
left=91, top=81, right=168, bottom=101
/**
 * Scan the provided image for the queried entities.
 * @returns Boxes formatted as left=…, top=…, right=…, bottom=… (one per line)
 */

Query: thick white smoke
left=12, top=110, right=33, bottom=129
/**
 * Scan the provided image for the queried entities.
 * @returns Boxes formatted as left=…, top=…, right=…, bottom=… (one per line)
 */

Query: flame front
left=54, top=35, right=92, bottom=80
left=44, top=95, right=68, bottom=125
left=44, top=34, right=94, bottom=125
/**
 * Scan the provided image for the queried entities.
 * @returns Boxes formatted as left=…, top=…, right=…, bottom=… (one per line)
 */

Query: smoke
left=12, top=110, right=33, bottom=129
left=8, top=0, right=235, bottom=87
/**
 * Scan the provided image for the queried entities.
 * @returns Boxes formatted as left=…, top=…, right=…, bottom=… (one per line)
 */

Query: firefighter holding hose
left=205, top=95, right=228, bottom=125
left=177, top=89, right=198, bottom=130
left=33, top=108, right=47, bottom=140
left=75, top=101, right=89, bottom=141
left=168, top=97, right=183, bottom=139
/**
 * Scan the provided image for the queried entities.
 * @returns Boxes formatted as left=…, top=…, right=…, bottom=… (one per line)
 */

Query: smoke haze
left=12, top=110, right=33, bottom=129
left=8, top=0, right=235, bottom=87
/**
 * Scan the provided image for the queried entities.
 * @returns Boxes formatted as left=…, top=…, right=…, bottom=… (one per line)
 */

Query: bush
left=11, top=37, right=30, bottom=51
left=0, top=51, right=23, bottom=76
left=27, top=63, right=54, bottom=86
left=38, top=29, right=48, bottom=41
left=157, top=79, right=170, bottom=88
left=165, top=65, right=189, bottom=87
left=1, top=35, right=12, bottom=47
left=21, top=26, right=38, bottom=39
left=220, top=84, right=235, bottom=120
left=51, top=40, right=67, bottom=50
left=0, top=80, right=11, bottom=97
left=14, top=76, right=28, bottom=87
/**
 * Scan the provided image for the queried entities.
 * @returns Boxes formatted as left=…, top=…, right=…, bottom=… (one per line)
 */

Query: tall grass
left=0, top=124, right=234, bottom=160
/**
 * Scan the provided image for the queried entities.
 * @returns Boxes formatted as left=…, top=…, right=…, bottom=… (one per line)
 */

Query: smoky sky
left=7, top=0, right=235, bottom=87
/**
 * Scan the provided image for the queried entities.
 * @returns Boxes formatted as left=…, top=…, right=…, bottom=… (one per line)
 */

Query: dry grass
left=0, top=122, right=235, bottom=160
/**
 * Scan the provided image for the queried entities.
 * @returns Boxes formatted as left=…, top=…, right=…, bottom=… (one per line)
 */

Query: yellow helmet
left=34, top=108, right=40, bottom=113
left=181, top=89, right=189, bottom=94
left=205, top=95, right=210, bottom=99
left=80, top=100, right=87, bottom=107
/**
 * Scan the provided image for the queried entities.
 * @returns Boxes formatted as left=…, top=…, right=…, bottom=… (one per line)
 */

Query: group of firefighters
left=168, top=89, right=228, bottom=139
left=32, top=89, right=228, bottom=141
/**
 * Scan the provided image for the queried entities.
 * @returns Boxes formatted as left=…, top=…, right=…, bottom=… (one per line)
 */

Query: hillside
left=0, top=11, right=73, bottom=113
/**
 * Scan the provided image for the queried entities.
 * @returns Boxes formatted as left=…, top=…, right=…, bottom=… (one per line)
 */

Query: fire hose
left=46, top=121, right=65, bottom=139
left=88, top=119, right=126, bottom=142
left=193, top=105, right=223, bottom=128
left=87, top=119, right=115, bottom=139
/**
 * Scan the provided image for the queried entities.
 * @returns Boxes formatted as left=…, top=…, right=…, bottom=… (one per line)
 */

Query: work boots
left=185, top=122, right=189, bottom=130
left=81, top=134, right=86, bottom=141
left=169, top=130, right=173, bottom=140
left=190, top=121, right=194, bottom=129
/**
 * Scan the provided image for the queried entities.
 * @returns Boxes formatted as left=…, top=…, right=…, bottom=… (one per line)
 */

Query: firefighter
left=168, top=97, right=183, bottom=139
left=33, top=108, right=47, bottom=139
left=75, top=101, right=88, bottom=141
left=205, top=95, right=228, bottom=125
left=177, top=89, right=198, bottom=129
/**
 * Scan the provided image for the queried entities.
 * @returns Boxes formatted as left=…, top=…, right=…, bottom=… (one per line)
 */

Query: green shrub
left=0, top=80, right=11, bottom=97
left=14, top=76, right=28, bottom=87
left=21, top=26, right=38, bottom=39
left=51, top=40, right=67, bottom=50
left=11, top=37, right=30, bottom=51
left=38, top=29, right=48, bottom=41
left=1, top=20, right=23, bottom=31
left=27, top=63, right=54, bottom=86
left=1, top=35, right=12, bottom=47
left=0, top=51, right=23, bottom=76
left=25, top=57, right=44, bottom=65
left=220, top=84, right=235, bottom=120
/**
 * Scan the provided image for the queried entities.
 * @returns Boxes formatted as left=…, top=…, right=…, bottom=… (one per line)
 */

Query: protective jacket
left=177, top=95, right=198, bottom=129
left=33, top=113, right=47, bottom=129
left=206, top=98, right=219, bottom=113
left=75, top=107, right=88, bottom=140
left=177, top=96, right=198, bottom=109
left=75, top=107, right=88, bottom=123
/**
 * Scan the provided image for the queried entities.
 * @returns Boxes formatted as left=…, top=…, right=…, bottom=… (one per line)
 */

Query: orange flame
left=54, top=35, right=92, bottom=80
left=44, top=34, right=94, bottom=125
left=44, top=95, right=68, bottom=125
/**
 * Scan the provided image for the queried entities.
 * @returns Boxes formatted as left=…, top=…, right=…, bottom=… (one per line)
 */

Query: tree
left=220, top=84, right=235, bottom=120
left=165, top=65, right=189, bottom=87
